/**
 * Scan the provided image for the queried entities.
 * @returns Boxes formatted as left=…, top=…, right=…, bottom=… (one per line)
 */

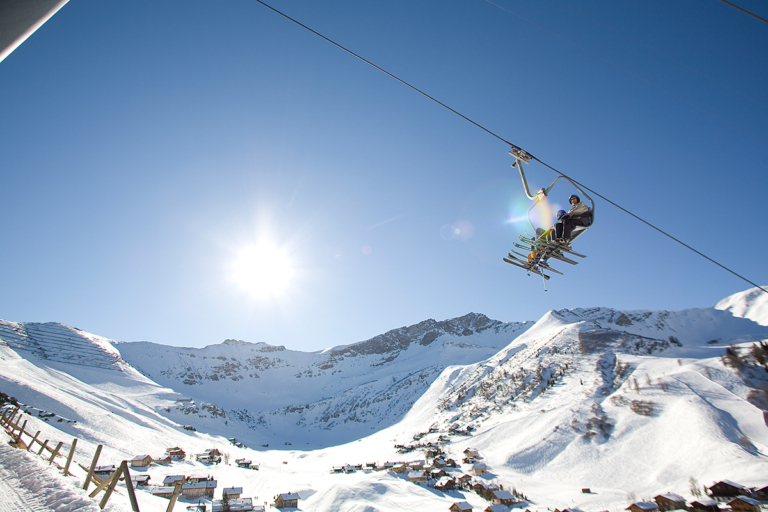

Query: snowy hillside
left=1, top=289, right=768, bottom=512
left=114, top=313, right=532, bottom=447
left=716, top=286, right=768, bottom=326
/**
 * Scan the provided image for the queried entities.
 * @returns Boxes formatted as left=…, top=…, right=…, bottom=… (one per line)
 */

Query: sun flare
left=232, top=242, right=295, bottom=299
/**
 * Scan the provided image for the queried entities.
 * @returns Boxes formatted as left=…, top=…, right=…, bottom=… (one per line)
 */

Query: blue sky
left=1, top=0, right=766, bottom=351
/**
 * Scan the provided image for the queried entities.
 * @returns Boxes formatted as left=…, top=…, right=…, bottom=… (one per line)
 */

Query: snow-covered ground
left=1, top=288, right=767, bottom=512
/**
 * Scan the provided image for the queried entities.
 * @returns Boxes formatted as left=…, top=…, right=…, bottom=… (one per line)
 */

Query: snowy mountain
left=114, top=313, right=532, bottom=448
left=1, top=288, right=768, bottom=512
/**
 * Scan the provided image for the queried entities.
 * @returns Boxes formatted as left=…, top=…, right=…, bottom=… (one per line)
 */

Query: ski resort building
left=450, top=502, right=473, bottom=512
left=130, top=454, right=152, bottom=467
left=708, top=480, right=750, bottom=498
left=728, top=497, right=762, bottom=512
left=690, top=500, right=720, bottom=512
left=181, top=479, right=217, bottom=499
left=274, top=492, right=300, bottom=508
left=223, top=487, right=243, bottom=499
left=654, top=493, right=687, bottom=511
left=627, top=503, right=660, bottom=512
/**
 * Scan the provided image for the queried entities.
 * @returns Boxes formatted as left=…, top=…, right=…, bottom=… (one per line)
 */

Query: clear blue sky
left=1, top=0, right=766, bottom=350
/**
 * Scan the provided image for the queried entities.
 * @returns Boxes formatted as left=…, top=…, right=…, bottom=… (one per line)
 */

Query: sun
left=232, top=242, right=295, bottom=299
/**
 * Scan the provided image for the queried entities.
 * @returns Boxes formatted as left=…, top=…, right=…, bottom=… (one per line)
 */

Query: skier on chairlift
left=556, top=195, right=591, bottom=242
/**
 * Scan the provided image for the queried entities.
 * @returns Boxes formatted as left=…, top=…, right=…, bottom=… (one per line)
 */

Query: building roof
left=714, top=480, right=748, bottom=490
left=486, top=505, right=510, bottom=512
left=163, top=475, right=185, bottom=484
left=131, top=454, right=151, bottom=461
left=656, top=494, right=686, bottom=502
left=729, top=497, right=761, bottom=506
left=183, top=480, right=217, bottom=489
left=212, top=498, right=253, bottom=512
left=278, top=493, right=300, bottom=500
left=493, top=490, right=514, bottom=499
left=473, top=463, right=487, bottom=470
left=629, top=503, right=659, bottom=511
left=691, top=500, right=719, bottom=507
left=223, top=487, right=243, bottom=495
left=452, top=502, right=473, bottom=511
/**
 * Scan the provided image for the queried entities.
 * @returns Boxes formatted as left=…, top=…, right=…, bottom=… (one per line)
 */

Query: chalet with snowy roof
left=166, top=447, right=186, bottom=460
left=410, top=460, right=426, bottom=470
left=458, top=474, right=473, bottom=487
left=187, top=475, right=213, bottom=484
left=223, top=487, right=243, bottom=499
left=154, top=455, right=172, bottom=465
left=485, top=505, right=510, bottom=512
left=212, top=498, right=254, bottom=512
left=432, top=457, right=447, bottom=468
left=627, top=503, right=659, bottom=512
left=366, top=462, right=377, bottom=469
left=393, top=463, right=410, bottom=473
left=94, top=465, right=116, bottom=478
left=431, top=468, right=448, bottom=479
left=434, top=476, right=455, bottom=491
left=690, top=500, right=720, bottom=512
left=163, top=475, right=186, bottom=486
left=236, top=458, right=253, bottom=468
left=655, top=493, right=687, bottom=511
left=408, top=471, right=427, bottom=484
left=445, top=458, right=458, bottom=467
left=728, top=497, right=761, bottom=512
left=211, top=498, right=254, bottom=512
left=181, top=479, right=217, bottom=499
left=130, top=455, right=153, bottom=467
left=151, top=487, right=176, bottom=499
left=756, top=486, right=768, bottom=500
left=450, top=502, right=473, bottom=512
left=492, top=490, right=515, bottom=506
left=275, top=492, right=300, bottom=508
left=131, top=474, right=150, bottom=487
left=708, top=480, right=750, bottom=498
left=472, top=462, right=487, bottom=475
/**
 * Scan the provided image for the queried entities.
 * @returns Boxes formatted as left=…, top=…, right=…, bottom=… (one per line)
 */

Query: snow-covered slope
left=1, top=290, right=768, bottom=512
left=114, top=313, right=532, bottom=447
left=716, top=286, right=768, bottom=326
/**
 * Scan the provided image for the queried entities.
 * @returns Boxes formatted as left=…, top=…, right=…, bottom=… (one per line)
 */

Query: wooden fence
left=0, top=406, right=184, bottom=512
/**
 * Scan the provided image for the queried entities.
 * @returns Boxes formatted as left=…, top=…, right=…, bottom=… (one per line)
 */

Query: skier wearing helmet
left=555, top=195, right=591, bottom=241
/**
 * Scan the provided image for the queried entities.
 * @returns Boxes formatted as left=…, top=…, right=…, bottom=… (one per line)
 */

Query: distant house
left=393, top=463, right=410, bottom=473
left=223, top=487, right=243, bottom=500
left=408, top=471, right=427, bottom=484
left=728, top=497, right=761, bottom=512
left=445, top=458, right=458, bottom=468
left=450, top=502, right=473, bottom=512
left=708, top=480, right=750, bottom=498
left=235, top=459, right=253, bottom=469
left=432, top=458, right=447, bottom=468
left=151, top=487, right=176, bottom=499
left=485, top=505, right=510, bottom=512
left=430, top=469, right=448, bottom=479
left=410, top=460, right=425, bottom=470
left=166, top=448, right=186, bottom=460
left=464, top=449, right=479, bottom=458
left=154, top=455, right=172, bottom=465
left=130, top=475, right=150, bottom=487
left=94, top=465, right=116, bottom=478
left=130, top=455, right=153, bottom=468
left=690, top=500, right=720, bottom=512
left=181, top=479, right=217, bottom=499
left=187, top=475, right=213, bottom=484
left=457, top=474, right=473, bottom=488
left=756, top=485, right=768, bottom=500
left=472, top=463, right=487, bottom=475
left=163, top=475, right=186, bottom=487
left=212, top=498, right=254, bottom=512
left=655, top=493, right=687, bottom=511
left=627, top=503, right=659, bottom=512
left=275, top=492, right=300, bottom=509
left=434, top=476, right=455, bottom=491
left=492, top=490, right=515, bottom=506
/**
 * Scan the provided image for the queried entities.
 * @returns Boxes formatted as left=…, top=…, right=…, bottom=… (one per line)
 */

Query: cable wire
left=253, top=0, right=767, bottom=295
left=716, top=0, right=768, bottom=25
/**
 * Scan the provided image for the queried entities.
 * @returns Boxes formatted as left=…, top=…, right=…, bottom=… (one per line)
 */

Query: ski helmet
left=556, top=209, right=566, bottom=219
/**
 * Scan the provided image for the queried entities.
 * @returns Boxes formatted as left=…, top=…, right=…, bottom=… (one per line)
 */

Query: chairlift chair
left=503, top=148, right=595, bottom=289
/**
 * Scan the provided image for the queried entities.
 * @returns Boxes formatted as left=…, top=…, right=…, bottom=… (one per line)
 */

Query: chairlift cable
left=253, top=0, right=768, bottom=296
left=715, top=0, right=768, bottom=25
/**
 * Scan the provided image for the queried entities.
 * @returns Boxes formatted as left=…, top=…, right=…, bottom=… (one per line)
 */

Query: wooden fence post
left=27, top=431, right=41, bottom=452
left=5, top=409, right=18, bottom=431
left=98, top=464, right=123, bottom=509
left=13, top=419, right=28, bottom=449
left=88, top=467, right=119, bottom=498
left=63, top=439, right=77, bottom=476
left=83, top=444, right=102, bottom=491
left=0, top=409, right=9, bottom=427
left=166, top=480, right=183, bottom=512
left=121, top=460, right=140, bottom=512
left=37, top=439, right=49, bottom=456
left=49, top=441, right=63, bottom=465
